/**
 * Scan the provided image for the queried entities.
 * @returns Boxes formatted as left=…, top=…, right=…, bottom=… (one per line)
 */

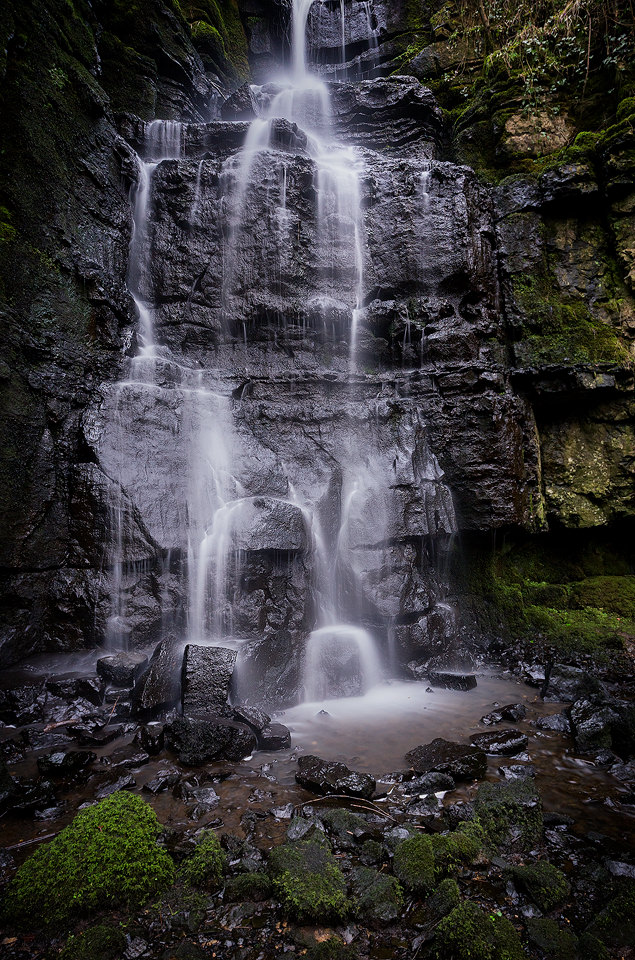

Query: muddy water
left=1, top=663, right=634, bottom=864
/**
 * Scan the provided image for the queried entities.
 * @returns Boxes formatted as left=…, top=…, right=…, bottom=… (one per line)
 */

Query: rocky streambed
left=1, top=651, right=634, bottom=960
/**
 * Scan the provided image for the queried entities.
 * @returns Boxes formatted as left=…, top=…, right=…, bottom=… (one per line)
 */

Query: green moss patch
left=510, top=860, right=570, bottom=911
left=587, top=883, right=635, bottom=948
left=268, top=840, right=349, bottom=922
left=2, top=792, right=175, bottom=930
left=178, top=830, right=226, bottom=891
left=434, top=901, right=524, bottom=960
left=393, top=835, right=435, bottom=895
left=526, top=917, right=578, bottom=959
left=224, top=872, right=272, bottom=902
left=351, top=866, right=404, bottom=924
left=474, top=779, right=543, bottom=851
left=60, top=924, right=127, bottom=960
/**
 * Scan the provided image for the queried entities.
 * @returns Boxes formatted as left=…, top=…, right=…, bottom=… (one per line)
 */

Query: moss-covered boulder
left=586, top=883, right=635, bottom=948
left=178, top=830, right=226, bottom=890
left=526, top=917, right=578, bottom=959
left=474, top=778, right=543, bottom=850
left=393, top=834, right=435, bottom=895
left=2, top=792, right=175, bottom=929
left=60, top=924, right=127, bottom=960
left=430, top=826, right=483, bottom=875
left=411, top=877, right=461, bottom=929
left=510, top=860, right=570, bottom=911
left=350, top=866, right=403, bottom=925
left=268, top=840, right=349, bottom=921
left=224, top=872, right=272, bottom=902
left=434, top=901, right=524, bottom=960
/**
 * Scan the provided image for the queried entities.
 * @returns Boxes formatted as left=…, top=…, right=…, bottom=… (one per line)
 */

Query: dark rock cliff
left=0, top=0, right=634, bottom=677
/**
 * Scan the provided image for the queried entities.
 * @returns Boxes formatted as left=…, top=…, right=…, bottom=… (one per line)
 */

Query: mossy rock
left=411, top=877, right=461, bottom=928
left=526, top=917, right=578, bottom=959
left=474, top=779, right=543, bottom=851
left=268, top=840, right=349, bottom=922
left=151, top=884, right=210, bottom=933
left=178, top=830, right=226, bottom=891
left=224, top=872, right=272, bottom=902
left=60, top=923, right=127, bottom=960
left=307, top=938, right=357, bottom=960
left=575, top=932, right=610, bottom=959
left=318, top=806, right=369, bottom=844
left=351, top=866, right=404, bottom=925
left=434, top=901, right=524, bottom=960
left=586, top=883, right=635, bottom=948
left=430, top=827, right=483, bottom=875
left=393, top=834, right=435, bottom=895
left=510, top=860, right=570, bottom=912
left=2, top=792, right=175, bottom=930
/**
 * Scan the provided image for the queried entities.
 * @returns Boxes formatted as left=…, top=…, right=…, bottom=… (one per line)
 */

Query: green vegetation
left=2, top=792, right=175, bottom=929
left=456, top=533, right=635, bottom=657
left=510, top=860, right=570, bottom=911
left=268, top=840, right=349, bottom=922
left=178, top=830, right=226, bottom=890
left=434, top=901, right=524, bottom=960
left=393, top=835, right=436, bottom=894
left=587, top=883, right=635, bottom=947
left=351, top=867, right=404, bottom=924
left=394, top=826, right=483, bottom=895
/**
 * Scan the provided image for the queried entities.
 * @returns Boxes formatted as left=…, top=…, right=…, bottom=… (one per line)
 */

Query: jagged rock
left=401, top=772, right=456, bottom=794
left=569, top=696, right=622, bottom=754
left=471, top=730, right=529, bottom=756
left=499, top=764, right=536, bottom=781
left=481, top=703, right=527, bottom=724
left=36, top=751, right=96, bottom=777
left=233, top=704, right=271, bottom=734
left=133, top=635, right=181, bottom=717
left=181, top=644, right=237, bottom=715
left=533, top=712, right=571, bottom=734
left=95, top=774, right=136, bottom=799
left=45, top=676, right=105, bottom=707
left=165, top=715, right=256, bottom=765
left=295, top=755, right=376, bottom=799
left=135, top=722, right=165, bottom=755
left=143, top=767, right=180, bottom=794
left=97, top=652, right=148, bottom=687
left=258, top=723, right=291, bottom=750
left=0, top=684, right=45, bottom=725
left=542, top=664, right=603, bottom=703
left=405, top=739, right=487, bottom=781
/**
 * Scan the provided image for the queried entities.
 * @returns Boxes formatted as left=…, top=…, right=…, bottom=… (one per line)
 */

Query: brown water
left=1, top=666, right=634, bottom=863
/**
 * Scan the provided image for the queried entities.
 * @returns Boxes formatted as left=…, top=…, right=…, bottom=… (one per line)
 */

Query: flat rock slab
left=428, top=671, right=477, bottom=691
left=296, top=754, right=376, bottom=799
left=181, top=644, right=237, bottom=715
left=234, top=704, right=271, bottom=734
left=97, top=652, right=148, bottom=687
left=471, top=729, right=529, bottom=756
left=405, top=738, right=487, bottom=781
left=165, top=715, right=256, bottom=765
left=36, top=750, right=96, bottom=776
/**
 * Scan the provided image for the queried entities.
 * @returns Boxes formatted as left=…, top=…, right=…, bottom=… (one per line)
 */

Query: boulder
left=542, top=664, right=603, bottom=703
left=233, top=704, right=271, bottom=734
left=96, top=652, right=148, bottom=687
left=258, top=723, right=291, bottom=750
left=165, top=715, right=256, bottom=765
left=135, top=722, right=165, bottom=755
left=296, top=755, right=376, bottom=800
left=36, top=751, right=96, bottom=777
left=405, top=739, right=487, bottom=781
left=133, top=635, right=181, bottom=717
left=0, top=684, right=45, bottom=725
left=45, top=676, right=105, bottom=707
left=470, top=730, right=529, bottom=756
left=569, top=696, right=622, bottom=754
left=481, top=703, right=526, bottom=725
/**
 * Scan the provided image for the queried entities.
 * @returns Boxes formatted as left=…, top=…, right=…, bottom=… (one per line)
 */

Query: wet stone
left=542, top=663, right=603, bottom=703
left=45, top=675, right=105, bottom=707
left=0, top=684, right=45, bottom=725
left=109, top=746, right=151, bottom=770
left=36, top=750, right=96, bottom=776
left=533, top=712, right=571, bottom=734
left=405, top=738, right=487, bottom=781
left=286, top=816, right=325, bottom=842
left=295, top=754, right=376, bottom=799
left=68, top=722, right=125, bottom=746
left=499, top=764, right=536, bottom=781
left=96, top=652, right=148, bottom=687
left=143, top=767, right=181, bottom=794
left=233, top=704, right=271, bottom=734
left=44, top=696, right=100, bottom=725
left=401, top=771, right=456, bottom=794
left=570, top=696, right=621, bottom=754
left=135, top=722, right=165, bottom=755
left=271, top=802, right=294, bottom=819
left=258, top=722, right=291, bottom=750
left=471, top=729, right=529, bottom=756
left=428, top=671, right=477, bottom=691
left=95, top=774, right=136, bottom=799
left=482, top=703, right=526, bottom=724
left=8, top=777, right=56, bottom=814
left=165, top=715, right=256, bottom=765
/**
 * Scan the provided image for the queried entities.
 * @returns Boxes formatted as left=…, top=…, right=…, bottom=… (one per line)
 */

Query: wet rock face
left=405, top=738, right=487, bottom=781
left=181, top=644, right=237, bottom=715
left=296, top=754, right=376, bottom=799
